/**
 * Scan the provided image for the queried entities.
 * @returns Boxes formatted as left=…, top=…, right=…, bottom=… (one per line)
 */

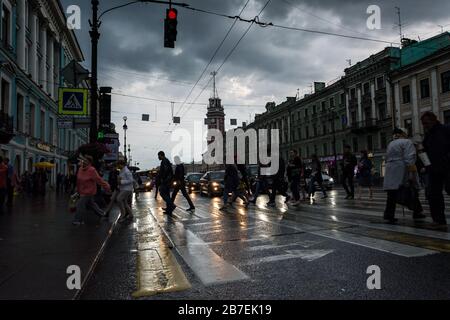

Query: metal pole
left=89, top=0, right=100, bottom=143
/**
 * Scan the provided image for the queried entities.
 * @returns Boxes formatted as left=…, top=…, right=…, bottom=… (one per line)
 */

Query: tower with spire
left=206, top=71, right=225, bottom=138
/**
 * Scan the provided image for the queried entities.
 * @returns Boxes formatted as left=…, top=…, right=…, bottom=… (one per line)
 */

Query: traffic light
left=164, top=8, right=178, bottom=48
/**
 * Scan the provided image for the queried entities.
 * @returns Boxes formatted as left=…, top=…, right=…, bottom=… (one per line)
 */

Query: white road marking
left=241, top=249, right=334, bottom=265
left=175, top=230, right=249, bottom=286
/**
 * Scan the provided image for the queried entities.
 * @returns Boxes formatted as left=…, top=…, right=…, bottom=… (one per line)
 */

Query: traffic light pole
left=88, top=0, right=188, bottom=143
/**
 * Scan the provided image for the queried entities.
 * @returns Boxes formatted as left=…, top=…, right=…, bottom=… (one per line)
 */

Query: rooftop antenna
left=346, top=59, right=352, bottom=66
left=438, top=24, right=444, bottom=33
left=296, top=88, right=300, bottom=100
left=211, top=71, right=218, bottom=100
left=395, top=7, right=403, bottom=45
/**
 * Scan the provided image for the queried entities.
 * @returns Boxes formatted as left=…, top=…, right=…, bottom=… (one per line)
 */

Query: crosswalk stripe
left=240, top=250, right=334, bottom=266
left=311, top=229, right=438, bottom=257
left=175, top=230, right=250, bottom=286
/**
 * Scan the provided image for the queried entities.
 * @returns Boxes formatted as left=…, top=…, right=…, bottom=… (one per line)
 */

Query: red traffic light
left=167, top=8, right=177, bottom=20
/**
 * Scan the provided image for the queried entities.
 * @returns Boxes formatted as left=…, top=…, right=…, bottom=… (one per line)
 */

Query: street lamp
left=329, top=107, right=338, bottom=180
left=123, top=116, right=128, bottom=162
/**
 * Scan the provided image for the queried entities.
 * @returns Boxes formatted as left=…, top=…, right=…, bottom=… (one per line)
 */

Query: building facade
left=248, top=33, right=450, bottom=181
left=0, top=0, right=88, bottom=185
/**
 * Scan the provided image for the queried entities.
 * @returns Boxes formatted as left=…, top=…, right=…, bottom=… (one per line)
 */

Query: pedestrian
left=356, top=150, right=373, bottom=200
left=4, top=158, right=14, bottom=206
left=308, top=154, right=328, bottom=200
left=341, top=145, right=358, bottom=200
left=237, top=162, right=252, bottom=196
left=171, top=156, right=195, bottom=212
left=0, top=157, right=8, bottom=214
left=287, top=150, right=303, bottom=206
left=249, top=164, right=269, bottom=205
left=116, top=160, right=134, bottom=223
left=267, top=156, right=290, bottom=207
left=104, top=164, right=119, bottom=218
left=220, top=163, right=243, bottom=210
left=56, top=173, right=62, bottom=192
left=157, top=151, right=176, bottom=214
left=383, top=128, right=425, bottom=224
left=73, top=155, right=111, bottom=226
left=421, top=111, right=450, bottom=226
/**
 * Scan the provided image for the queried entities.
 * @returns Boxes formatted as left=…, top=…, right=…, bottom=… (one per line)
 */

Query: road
left=81, top=188, right=450, bottom=300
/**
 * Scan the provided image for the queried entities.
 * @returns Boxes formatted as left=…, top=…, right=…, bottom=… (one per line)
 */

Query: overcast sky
left=61, top=0, right=449, bottom=169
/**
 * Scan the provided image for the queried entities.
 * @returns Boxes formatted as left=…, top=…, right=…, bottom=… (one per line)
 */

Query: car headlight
left=212, top=182, right=219, bottom=187
left=329, top=178, right=334, bottom=183
left=145, top=182, right=151, bottom=187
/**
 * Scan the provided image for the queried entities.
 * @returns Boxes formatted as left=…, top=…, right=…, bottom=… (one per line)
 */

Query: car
left=185, top=173, right=204, bottom=193
left=136, top=172, right=152, bottom=192
left=199, top=171, right=225, bottom=197
left=306, top=173, right=335, bottom=190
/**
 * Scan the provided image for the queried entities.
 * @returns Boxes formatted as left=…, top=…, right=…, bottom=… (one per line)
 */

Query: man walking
left=158, top=151, right=175, bottom=214
left=341, top=145, right=357, bottom=200
left=267, top=156, right=290, bottom=207
left=4, top=158, right=14, bottom=206
left=421, top=112, right=450, bottom=226
left=171, top=156, right=195, bottom=212
left=0, top=157, right=8, bottom=213
left=287, top=150, right=303, bottom=206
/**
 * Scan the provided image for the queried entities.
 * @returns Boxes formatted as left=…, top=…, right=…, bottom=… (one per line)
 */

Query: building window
left=323, top=143, right=328, bottom=156
left=442, top=71, right=450, bottom=93
left=350, top=88, right=356, bottom=100
left=380, top=132, right=387, bottom=150
left=444, top=110, right=450, bottom=125
left=305, top=108, right=308, bottom=117
left=353, top=137, right=359, bottom=153
left=321, top=101, right=326, bottom=111
left=312, top=105, right=317, bottom=115
left=367, top=135, right=373, bottom=152
left=49, top=117, right=54, bottom=145
left=402, top=85, right=411, bottom=104
left=29, top=103, right=35, bottom=136
left=305, top=126, right=309, bottom=139
left=378, top=102, right=387, bottom=120
left=404, top=119, right=413, bottom=137
left=377, top=76, right=385, bottom=90
left=313, top=126, right=317, bottom=137
left=420, top=78, right=430, bottom=99
left=2, top=4, right=11, bottom=48
left=17, top=94, right=24, bottom=132
left=1, top=79, right=10, bottom=114
left=351, top=111, right=357, bottom=125
left=363, top=82, right=370, bottom=95
left=40, top=110, right=45, bottom=140
left=340, top=93, right=346, bottom=105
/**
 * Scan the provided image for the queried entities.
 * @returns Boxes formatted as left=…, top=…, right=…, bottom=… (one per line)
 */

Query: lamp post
left=329, top=107, right=338, bottom=180
left=123, top=116, right=128, bottom=162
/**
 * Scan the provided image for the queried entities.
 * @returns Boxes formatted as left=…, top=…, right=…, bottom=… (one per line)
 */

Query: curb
left=72, top=213, right=121, bottom=300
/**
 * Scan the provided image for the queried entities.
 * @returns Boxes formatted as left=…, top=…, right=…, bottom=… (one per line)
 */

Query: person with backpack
left=356, top=150, right=374, bottom=200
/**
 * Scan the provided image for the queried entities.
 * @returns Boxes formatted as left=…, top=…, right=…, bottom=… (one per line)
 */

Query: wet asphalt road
left=81, top=189, right=450, bottom=300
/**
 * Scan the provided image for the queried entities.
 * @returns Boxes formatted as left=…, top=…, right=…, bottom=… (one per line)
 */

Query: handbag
left=396, top=183, right=417, bottom=211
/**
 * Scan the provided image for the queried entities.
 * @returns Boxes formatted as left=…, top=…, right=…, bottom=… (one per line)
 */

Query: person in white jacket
left=383, top=128, right=425, bottom=223
left=117, top=161, right=134, bottom=223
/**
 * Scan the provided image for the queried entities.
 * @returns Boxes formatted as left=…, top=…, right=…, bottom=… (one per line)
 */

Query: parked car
left=199, top=171, right=225, bottom=197
left=306, top=173, right=335, bottom=190
left=185, top=173, right=204, bottom=193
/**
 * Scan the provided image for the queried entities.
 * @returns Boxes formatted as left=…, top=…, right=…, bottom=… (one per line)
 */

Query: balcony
left=377, top=117, right=393, bottom=128
left=349, top=98, right=358, bottom=110
left=375, top=88, right=387, bottom=102
left=0, top=112, right=15, bottom=144
left=350, top=118, right=379, bottom=134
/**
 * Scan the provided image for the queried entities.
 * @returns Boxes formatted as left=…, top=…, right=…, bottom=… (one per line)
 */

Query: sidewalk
left=0, top=191, right=120, bottom=300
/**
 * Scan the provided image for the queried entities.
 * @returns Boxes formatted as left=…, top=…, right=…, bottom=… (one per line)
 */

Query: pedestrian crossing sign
left=58, top=88, right=89, bottom=116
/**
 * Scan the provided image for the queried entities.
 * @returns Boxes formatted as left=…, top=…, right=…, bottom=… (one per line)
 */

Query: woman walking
left=356, top=150, right=374, bottom=200
left=383, top=128, right=425, bottom=223
left=73, top=155, right=111, bottom=226
left=308, top=154, right=328, bottom=200
left=116, top=160, right=135, bottom=223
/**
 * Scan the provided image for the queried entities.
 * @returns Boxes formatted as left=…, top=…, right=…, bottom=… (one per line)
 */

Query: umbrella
left=34, top=162, right=56, bottom=169
left=128, top=166, right=140, bottom=172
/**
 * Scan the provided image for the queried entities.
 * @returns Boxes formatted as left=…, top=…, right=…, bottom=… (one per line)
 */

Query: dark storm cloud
left=60, top=0, right=448, bottom=168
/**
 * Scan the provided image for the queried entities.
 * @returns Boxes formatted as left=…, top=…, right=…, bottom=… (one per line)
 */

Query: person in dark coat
left=341, top=145, right=357, bottom=200
left=356, top=150, right=373, bottom=200
left=220, top=164, right=241, bottom=210
left=267, top=156, right=290, bottom=207
left=308, top=154, right=328, bottom=200
left=158, top=151, right=175, bottom=214
left=171, top=156, right=195, bottom=212
left=421, top=112, right=450, bottom=226
left=287, top=150, right=303, bottom=205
